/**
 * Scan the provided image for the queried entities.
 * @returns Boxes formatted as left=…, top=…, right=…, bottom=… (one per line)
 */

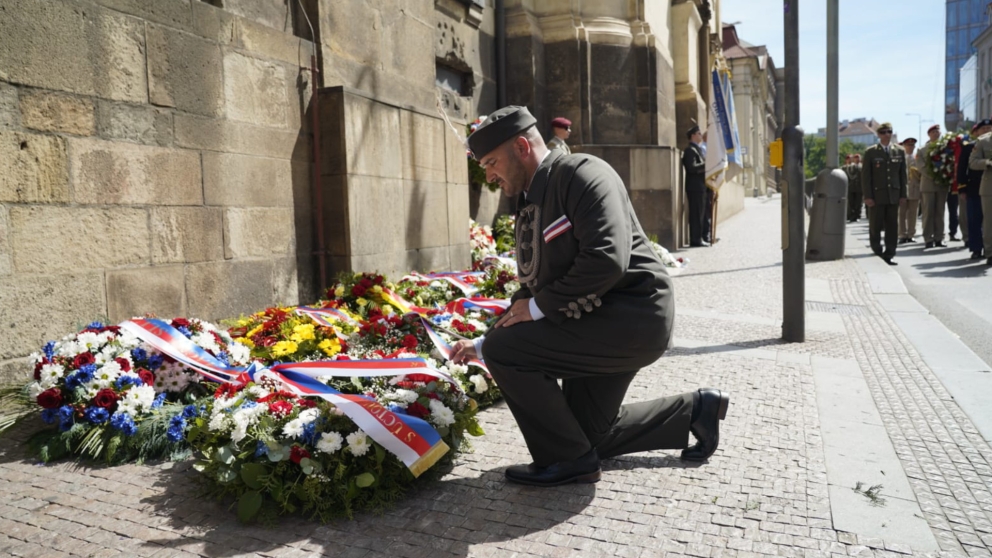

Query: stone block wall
left=317, top=87, right=470, bottom=279
left=0, top=0, right=315, bottom=380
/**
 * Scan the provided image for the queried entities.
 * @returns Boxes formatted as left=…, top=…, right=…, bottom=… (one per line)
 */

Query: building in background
left=946, top=0, right=988, bottom=131
left=722, top=24, right=780, bottom=197
left=960, top=54, right=978, bottom=126
left=974, top=4, right=992, bottom=123
left=816, top=118, right=881, bottom=146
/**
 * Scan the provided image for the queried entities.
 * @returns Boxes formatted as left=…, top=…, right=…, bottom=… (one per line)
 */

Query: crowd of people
left=842, top=121, right=990, bottom=266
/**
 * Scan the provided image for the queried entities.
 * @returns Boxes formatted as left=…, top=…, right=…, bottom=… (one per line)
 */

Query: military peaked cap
left=900, top=137, right=917, bottom=145
left=467, top=106, right=538, bottom=159
left=877, top=122, right=893, bottom=133
left=686, top=125, right=700, bottom=139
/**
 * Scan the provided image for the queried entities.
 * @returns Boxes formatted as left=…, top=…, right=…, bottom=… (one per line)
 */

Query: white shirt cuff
left=472, top=335, right=485, bottom=357
left=528, top=298, right=545, bottom=321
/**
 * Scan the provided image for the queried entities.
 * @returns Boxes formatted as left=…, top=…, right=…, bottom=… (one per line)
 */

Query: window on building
left=436, top=62, right=472, bottom=96
left=949, top=0, right=959, bottom=28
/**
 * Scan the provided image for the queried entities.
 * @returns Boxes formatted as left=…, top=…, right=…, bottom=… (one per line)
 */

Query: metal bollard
left=806, top=168, right=848, bottom=261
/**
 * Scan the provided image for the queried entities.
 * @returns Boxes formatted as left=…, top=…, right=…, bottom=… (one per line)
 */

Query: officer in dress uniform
left=844, top=154, right=863, bottom=222
left=961, top=119, right=991, bottom=260
left=682, top=125, right=709, bottom=246
left=862, top=122, right=908, bottom=265
left=449, top=106, right=730, bottom=487
left=547, top=117, right=572, bottom=155
left=967, top=122, right=992, bottom=266
left=919, top=124, right=949, bottom=248
left=899, top=138, right=920, bottom=243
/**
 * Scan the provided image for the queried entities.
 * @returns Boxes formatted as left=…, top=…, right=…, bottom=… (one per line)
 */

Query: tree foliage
left=803, top=135, right=869, bottom=178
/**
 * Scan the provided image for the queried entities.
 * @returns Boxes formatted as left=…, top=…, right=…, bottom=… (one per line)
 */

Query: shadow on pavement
left=675, top=262, right=782, bottom=278
left=139, top=461, right=595, bottom=557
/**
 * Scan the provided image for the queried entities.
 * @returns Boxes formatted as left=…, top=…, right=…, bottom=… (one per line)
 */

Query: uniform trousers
left=920, top=190, right=948, bottom=243
left=959, top=195, right=969, bottom=243
left=848, top=190, right=863, bottom=221
left=869, top=203, right=899, bottom=259
left=984, top=195, right=992, bottom=258
left=686, top=188, right=708, bottom=245
left=966, top=194, right=984, bottom=255
left=898, top=199, right=920, bottom=240
left=482, top=295, right=691, bottom=467
left=704, top=189, right=714, bottom=242
left=947, top=193, right=962, bottom=239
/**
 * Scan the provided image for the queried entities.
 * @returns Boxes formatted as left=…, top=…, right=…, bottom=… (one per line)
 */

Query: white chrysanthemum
left=231, top=416, right=250, bottom=442
left=155, top=364, right=191, bottom=393
left=429, top=399, right=455, bottom=427
left=56, top=340, right=81, bottom=358
left=230, top=404, right=266, bottom=443
left=40, top=364, right=65, bottom=383
left=208, top=411, right=230, bottom=432
left=448, top=363, right=468, bottom=376
left=213, top=396, right=239, bottom=412
left=91, top=361, right=121, bottom=389
left=504, top=281, right=520, bottom=296
left=346, top=430, right=371, bottom=456
left=228, top=343, right=251, bottom=366
left=27, top=382, right=44, bottom=399
left=316, top=431, right=343, bottom=454
left=191, top=331, right=221, bottom=355
left=83, top=385, right=100, bottom=399
left=76, top=331, right=102, bottom=350
left=117, top=331, right=140, bottom=349
left=121, top=385, right=155, bottom=413
left=246, top=385, right=270, bottom=399
left=469, top=374, right=488, bottom=394
left=384, top=389, right=418, bottom=405
left=282, top=418, right=305, bottom=439
left=298, top=408, right=320, bottom=425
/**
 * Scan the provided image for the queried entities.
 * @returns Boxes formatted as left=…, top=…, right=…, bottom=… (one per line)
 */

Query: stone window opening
left=436, top=61, right=474, bottom=97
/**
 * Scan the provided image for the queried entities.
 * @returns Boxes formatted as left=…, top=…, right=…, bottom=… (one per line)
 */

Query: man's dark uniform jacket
left=483, top=149, right=690, bottom=466
left=682, top=143, right=706, bottom=192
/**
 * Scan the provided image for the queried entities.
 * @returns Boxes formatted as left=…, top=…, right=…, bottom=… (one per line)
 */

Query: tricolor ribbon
left=409, top=272, right=483, bottom=296
left=481, top=255, right=517, bottom=270
left=444, top=297, right=511, bottom=316
left=417, top=316, right=488, bottom=373
left=295, top=306, right=359, bottom=327
left=120, top=318, right=453, bottom=476
left=381, top=288, right=432, bottom=315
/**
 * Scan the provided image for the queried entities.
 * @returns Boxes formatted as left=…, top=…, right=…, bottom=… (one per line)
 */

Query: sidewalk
left=0, top=196, right=989, bottom=557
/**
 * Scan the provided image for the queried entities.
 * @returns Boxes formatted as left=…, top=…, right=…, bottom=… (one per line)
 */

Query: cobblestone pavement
left=0, top=197, right=986, bottom=557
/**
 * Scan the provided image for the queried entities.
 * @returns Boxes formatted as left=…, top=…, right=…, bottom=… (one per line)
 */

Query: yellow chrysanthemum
left=236, top=337, right=255, bottom=349
left=292, top=323, right=316, bottom=341
left=334, top=285, right=345, bottom=298
left=372, top=285, right=382, bottom=294
left=318, top=338, right=341, bottom=357
left=245, top=325, right=263, bottom=339
left=382, top=305, right=394, bottom=315
left=356, top=297, right=368, bottom=306
left=271, top=340, right=298, bottom=357
left=236, top=318, right=249, bottom=327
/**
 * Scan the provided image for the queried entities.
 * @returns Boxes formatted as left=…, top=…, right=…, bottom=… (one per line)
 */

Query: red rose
left=407, top=402, right=430, bottom=419
left=351, top=284, right=367, bottom=297
left=269, top=400, right=293, bottom=417
left=297, top=398, right=317, bottom=409
left=214, top=382, right=241, bottom=399
left=171, top=318, right=192, bottom=329
left=72, top=352, right=95, bottom=369
left=36, top=388, right=63, bottom=409
left=114, top=357, right=131, bottom=372
left=290, top=446, right=311, bottom=464
left=402, top=334, right=418, bottom=350
left=373, top=275, right=384, bottom=285
left=359, top=278, right=372, bottom=289
left=33, top=359, right=47, bottom=381
left=137, top=368, right=155, bottom=387
left=92, top=389, right=119, bottom=411
left=425, top=392, right=440, bottom=401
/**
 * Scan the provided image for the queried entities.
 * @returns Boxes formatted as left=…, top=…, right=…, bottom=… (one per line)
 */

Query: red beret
left=927, top=124, right=940, bottom=133
left=551, top=117, right=572, bottom=129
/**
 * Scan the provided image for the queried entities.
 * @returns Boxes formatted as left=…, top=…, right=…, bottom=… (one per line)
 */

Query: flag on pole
left=705, top=68, right=743, bottom=190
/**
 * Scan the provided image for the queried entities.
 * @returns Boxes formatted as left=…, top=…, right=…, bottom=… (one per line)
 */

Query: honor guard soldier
left=862, top=122, right=908, bottom=265
left=682, top=125, right=709, bottom=246
left=899, top=138, right=920, bottom=243
left=919, top=124, right=948, bottom=248
left=449, top=106, right=730, bottom=487
left=547, top=117, right=572, bottom=155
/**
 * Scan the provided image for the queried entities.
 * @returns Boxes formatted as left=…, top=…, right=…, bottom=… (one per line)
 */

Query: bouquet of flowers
left=924, top=131, right=967, bottom=189
left=473, top=262, right=521, bottom=299
left=15, top=319, right=249, bottom=463
left=227, top=307, right=350, bottom=363
left=392, top=275, right=461, bottom=310
left=322, top=273, right=397, bottom=319
left=178, top=358, right=482, bottom=522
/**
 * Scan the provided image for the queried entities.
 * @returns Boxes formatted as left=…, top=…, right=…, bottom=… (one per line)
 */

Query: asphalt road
left=847, top=211, right=992, bottom=368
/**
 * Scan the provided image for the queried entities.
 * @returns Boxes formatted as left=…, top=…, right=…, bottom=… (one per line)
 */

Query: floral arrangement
left=492, top=214, right=516, bottom=256
left=467, top=117, right=499, bottom=192
left=924, top=131, right=968, bottom=189
left=470, top=220, right=498, bottom=266
left=227, top=308, right=349, bottom=363
left=392, top=275, right=461, bottom=310
left=321, top=273, right=395, bottom=319
left=179, top=366, right=482, bottom=522
left=14, top=319, right=249, bottom=464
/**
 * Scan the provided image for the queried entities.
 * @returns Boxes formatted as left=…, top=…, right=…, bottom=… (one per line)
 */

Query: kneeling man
left=451, top=106, right=730, bottom=487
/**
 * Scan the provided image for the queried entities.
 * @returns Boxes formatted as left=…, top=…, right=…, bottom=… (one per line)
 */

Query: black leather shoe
left=504, top=449, right=601, bottom=487
left=971, top=252, right=983, bottom=260
left=949, top=235, right=959, bottom=241
left=681, top=389, right=730, bottom=462
left=689, top=240, right=711, bottom=247
left=907, top=238, right=918, bottom=243
left=924, top=241, right=934, bottom=249
left=935, top=241, right=947, bottom=247
left=884, top=257, right=897, bottom=266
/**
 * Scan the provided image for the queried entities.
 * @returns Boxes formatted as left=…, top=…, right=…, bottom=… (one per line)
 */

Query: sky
left=721, top=0, right=947, bottom=142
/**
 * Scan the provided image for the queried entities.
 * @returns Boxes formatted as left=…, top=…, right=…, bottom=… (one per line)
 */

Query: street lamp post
left=782, top=0, right=804, bottom=342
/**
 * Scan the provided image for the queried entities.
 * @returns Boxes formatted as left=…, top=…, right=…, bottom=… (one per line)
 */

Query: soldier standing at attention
left=899, top=138, right=921, bottom=243
left=862, top=122, right=908, bottom=265
left=919, top=124, right=949, bottom=248
left=682, top=125, right=709, bottom=247
left=547, top=117, right=572, bottom=155
left=961, top=119, right=991, bottom=260
left=967, top=122, right=992, bottom=266
left=844, top=154, right=863, bottom=222
left=449, top=106, right=730, bottom=487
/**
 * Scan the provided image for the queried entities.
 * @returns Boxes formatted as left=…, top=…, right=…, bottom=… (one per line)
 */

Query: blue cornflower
left=64, top=372, right=82, bottom=391
left=302, top=422, right=318, bottom=446
left=76, top=364, right=96, bottom=381
left=84, top=407, right=109, bottom=424
left=254, top=440, right=269, bottom=457
left=216, top=351, right=230, bottom=366
left=181, top=405, right=199, bottom=419
left=115, top=375, right=141, bottom=390
left=86, top=321, right=104, bottom=330
left=131, top=347, right=148, bottom=363
left=40, top=409, right=58, bottom=424
left=238, top=400, right=258, bottom=410
left=57, top=405, right=74, bottom=432
left=166, top=415, right=186, bottom=442
left=43, top=341, right=56, bottom=360
left=147, top=354, right=164, bottom=371
left=178, top=326, right=192, bottom=338
left=109, top=412, right=138, bottom=436
left=151, top=392, right=167, bottom=409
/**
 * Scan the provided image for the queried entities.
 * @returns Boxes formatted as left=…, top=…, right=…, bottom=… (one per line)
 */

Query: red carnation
left=373, top=275, right=384, bottom=285
left=406, top=402, right=430, bottom=419
left=405, top=373, right=436, bottom=384
left=402, top=334, right=418, bottom=350
left=359, top=278, right=372, bottom=289
left=171, top=318, right=192, bottom=330
left=114, top=357, right=131, bottom=372
left=72, top=352, right=95, bottom=369
left=290, top=445, right=311, bottom=464
left=137, top=368, right=155, bottom=387
left=92, top=389, right=120, bottom=411
left=36, top=388, right=63, bottom=409
left=351, top=284, right=367, bottom=297
left=297, top=398, right=317, bottom=409
left=269, top=400, right=293, bottom=417
left=214, top=382, right=241, bottom=399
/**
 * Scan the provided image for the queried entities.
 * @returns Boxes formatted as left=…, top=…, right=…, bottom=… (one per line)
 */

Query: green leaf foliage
left=237, top=490, right=263, bottom=522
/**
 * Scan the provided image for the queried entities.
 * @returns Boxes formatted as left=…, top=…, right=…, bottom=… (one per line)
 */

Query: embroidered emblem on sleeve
left=543, top=215, right=572, bottom=243
left=559, top=294, right=602, bottom=319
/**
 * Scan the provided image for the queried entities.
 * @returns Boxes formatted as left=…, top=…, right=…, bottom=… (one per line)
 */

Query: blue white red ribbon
left=417, top=316, right=488, bottom=373
left=444, top=297, right=510, bottom=316
left=120, top=318, right=452, bottom=476
left=543, top=215, right=572, bottom=243
left=295, top=306, right=359, bottom=327
left=409, top=272, right=483, bottom=296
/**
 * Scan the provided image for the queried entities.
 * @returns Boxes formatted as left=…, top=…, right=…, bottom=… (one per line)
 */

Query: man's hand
left=450, top=339, right=477, bottom=365
left=899, top=197, right=907, bottom=206
left=495, top=299, right=533, bottom=328
left=865, top=198, right=876, bottom=208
